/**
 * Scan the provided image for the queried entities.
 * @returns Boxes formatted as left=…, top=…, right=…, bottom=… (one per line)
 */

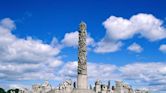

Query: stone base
left=48, top=89, right=95, bottom=93
left=72, top=89, right=95, bottom=93
left=77, top=74, right=87, bottom=89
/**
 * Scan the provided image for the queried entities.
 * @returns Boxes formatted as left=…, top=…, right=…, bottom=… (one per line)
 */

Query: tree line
left=0, top=88, right=20, bottom=93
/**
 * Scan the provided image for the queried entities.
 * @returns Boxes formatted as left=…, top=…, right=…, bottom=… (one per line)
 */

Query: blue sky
left=0, top=0, right=166, bottom=92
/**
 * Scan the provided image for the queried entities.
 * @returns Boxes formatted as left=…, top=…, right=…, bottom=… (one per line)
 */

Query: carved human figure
left=77, top=22, right=88, bottom=89
left=78, top=21, right=87, bottom=75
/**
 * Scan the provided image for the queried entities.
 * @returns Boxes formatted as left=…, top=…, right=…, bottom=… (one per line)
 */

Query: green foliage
left=7, top=89, right=13, bottom=93
left=15, top=89, right=19, bottom=93
left=0, top=88, right=6, bottom=93
left=6, top=89, right=20, bottom=93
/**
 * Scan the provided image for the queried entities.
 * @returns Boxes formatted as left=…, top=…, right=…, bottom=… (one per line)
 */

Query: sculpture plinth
left=48, top=22, right=95, bottom=93
left=72, top=22, right=95, bottom=93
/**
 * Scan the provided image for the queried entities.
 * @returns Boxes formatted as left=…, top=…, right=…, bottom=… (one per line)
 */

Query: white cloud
left=58, top=61, right=117, bottom=80
left=119, top=62, right=166, bottom=91
left=127, top=43, right=143, bottom=53
left=94, top=13, right=166, bottom=53
left=94, top=40, right=122, bottom=53
left=61, top=31, right=94, bottom=47
left=0, top=18, right=63, bottom=80
left=103, top=16, right=135, bottom=40
left=0, top=18, right=16, bottom=30
left=119, top=63, right=164, bottom=80
left=58, top=61, right=77, bottom=79
left=61, top=32, right=78, bottom=47
left=48, top=59, right=63, bottom=68
left=9, top=84, right=30, bottom=90
left=88, top=62, right=118, bottom=80
left=58, top=61, right=166, bottom=91
left=1, top=17, right=166, bottom=92
left=50, top=37, right=60, bottom=47
left=103, top=13, right=166, bottom=41
left=159, top=44, right=166, bottom=53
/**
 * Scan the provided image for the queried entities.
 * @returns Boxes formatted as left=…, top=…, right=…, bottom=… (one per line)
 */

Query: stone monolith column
left=77, top=21, right=88, bottom=89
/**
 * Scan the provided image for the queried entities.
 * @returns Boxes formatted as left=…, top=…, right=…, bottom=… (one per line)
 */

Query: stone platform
left=72, top=89, right=95, bottom=93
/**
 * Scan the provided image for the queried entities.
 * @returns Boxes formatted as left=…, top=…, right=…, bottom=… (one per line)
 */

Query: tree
left=15, top=89, right=19, bottom=93
left=0, top=88, right=6, bottom=93
left=7, top=89, right=20, bottom=93
left=7, top=89, right=13, bottom=93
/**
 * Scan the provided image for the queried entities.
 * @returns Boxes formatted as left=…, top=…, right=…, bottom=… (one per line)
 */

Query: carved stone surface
left=46, top=22, right=146, bottom=93
left=72, top=89, right=95, bottom=93
left=78, top=21, right=87, bottom=75
left=77, top=22, right=88, bottom=89
left=32, top=81, right=52, bottom=93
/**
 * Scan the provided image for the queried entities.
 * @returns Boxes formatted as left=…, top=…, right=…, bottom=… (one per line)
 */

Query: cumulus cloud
left=127, top=43, right=143, bottom=53
left=94, top=13, right=166, bottom=53
left=0, top=18, right=62, bottom=80
left=103, top=13, right=166, bottom=41
left=1, top=17, right=166, bottom=92
left=9, top=84, right=30, bottom=90
left=119, top=63, right=165, bottom=81
left=58, top=61, right=166, bottom=91
left=58, top=61, right=118, bottom=80
left=88, top=62, right=118, bottom=80
left=159, top=44, right=166, bottom=53
left=94, top=39, right=122, bottom=53
left=0, top=18, right=16, bottom=30
left=119, top=62, right=166, bottom=91
left=58, top=61, right=77, bottom=79
left=61, top=31, right=94, bottom=47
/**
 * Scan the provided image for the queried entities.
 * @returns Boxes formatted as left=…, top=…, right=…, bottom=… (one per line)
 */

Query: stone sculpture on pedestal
left=77, top=21, right=88, bottom=89
left=45, top=22, right=147, bottom=93
left=72, top=22, right=95, bottom=93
